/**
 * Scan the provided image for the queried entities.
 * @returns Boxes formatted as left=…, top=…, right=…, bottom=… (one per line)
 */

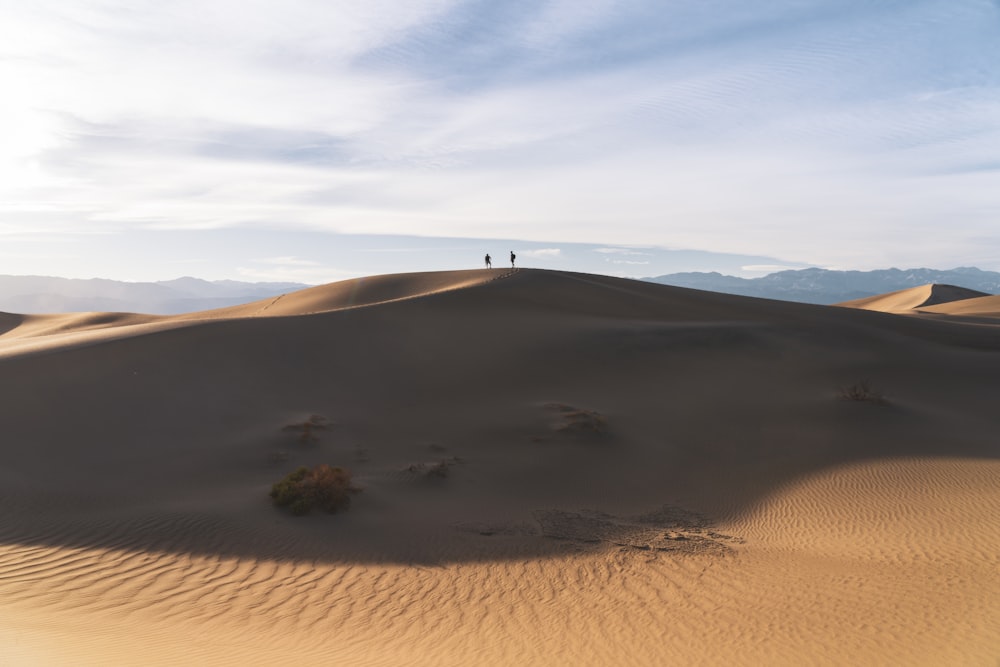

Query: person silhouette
left=485, top=253, right=492, bottom=269
left=510, top=251, right=516, bottom=268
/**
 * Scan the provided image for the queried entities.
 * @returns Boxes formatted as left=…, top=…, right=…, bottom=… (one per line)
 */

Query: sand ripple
left=2, top=458, right=999, bottom=666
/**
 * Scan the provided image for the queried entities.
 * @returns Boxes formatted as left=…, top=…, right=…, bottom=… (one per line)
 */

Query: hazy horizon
left=0, top=240, right=996, bottom=288
left=3, top=2, right=999, bottom=281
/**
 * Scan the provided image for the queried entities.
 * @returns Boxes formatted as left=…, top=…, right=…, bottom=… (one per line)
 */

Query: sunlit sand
left=1, top=269, right=998, bottom=665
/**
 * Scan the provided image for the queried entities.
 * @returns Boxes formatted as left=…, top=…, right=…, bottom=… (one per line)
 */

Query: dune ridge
left=187, top=268, right=516, bottom=319
left=0, top=269, right=998, bottom=665
left=919, top=293, right=1000, bottom=319
left=0, top=269, right=512, bottom=359
left=836, top=282, right=989, bottom=313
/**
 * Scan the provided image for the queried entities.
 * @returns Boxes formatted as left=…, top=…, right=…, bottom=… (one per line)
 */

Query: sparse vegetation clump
left=545, top=403, right=608, bottom=434
left=282, top=414, right=331, bottom=444
left=404, top=458, right=461, bottom=479
left=270, top=464, right=357, bottom=516
left=838, top=380, right=887, bottom=405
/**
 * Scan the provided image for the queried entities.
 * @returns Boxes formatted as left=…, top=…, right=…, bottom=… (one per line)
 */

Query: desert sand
left=835, top=283, right=989, bottom=314
left=0, top=269, right=998, bottom=665
left=920, top=294, right=1000, bottom=319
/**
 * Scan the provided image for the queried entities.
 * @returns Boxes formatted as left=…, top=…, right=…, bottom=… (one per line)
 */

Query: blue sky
left=1, top=1, right=998, bottom=282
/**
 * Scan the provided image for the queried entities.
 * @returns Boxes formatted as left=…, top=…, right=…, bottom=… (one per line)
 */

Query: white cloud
left=521, top=248, right=562, bottom=258
left=1, top=0, right=999, bottom=276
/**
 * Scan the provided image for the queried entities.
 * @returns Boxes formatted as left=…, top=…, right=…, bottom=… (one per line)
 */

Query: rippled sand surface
left=1, top=270, right=998, bottom=665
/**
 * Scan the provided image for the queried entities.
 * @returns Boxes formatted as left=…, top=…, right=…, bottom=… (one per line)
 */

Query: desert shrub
left=545, top=403, right=608, bottom=434
left=404, top=458, right=459, bottom=479
left=282, top=415, right=330, bottom=444
left=425, top=460, right=452, bottom=478
left=838, top=380, right=887, bottom=405
left=270, top=464, right=356, bottom=515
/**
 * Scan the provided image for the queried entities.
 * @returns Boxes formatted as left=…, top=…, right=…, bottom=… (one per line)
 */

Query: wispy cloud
left=1, top=0, right=999, bottom=276
left=521, top=248, right=561, bottom=258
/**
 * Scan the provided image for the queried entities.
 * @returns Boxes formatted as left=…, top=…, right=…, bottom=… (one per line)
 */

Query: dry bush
left=270, top=464, right=357, bottom=516
left=838, top=380, right=887, bottom=405
left=545, top=403, right=608, bottom=434
left=425, top=460, right=453, bottom=478
left=282, top=414, right=331, bottom=444
left=404, top=459, right=457, bottom=479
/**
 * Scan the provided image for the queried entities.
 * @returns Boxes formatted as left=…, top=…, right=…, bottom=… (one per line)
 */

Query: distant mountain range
left=6, top=267, right=1000, bottom=314
left=0, top=276, right=311, bottom=314
left=646, top=267, right=1000, bottom=305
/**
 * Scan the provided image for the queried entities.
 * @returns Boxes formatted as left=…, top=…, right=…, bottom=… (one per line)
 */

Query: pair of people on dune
left=485, top=251, right=515, bottom=269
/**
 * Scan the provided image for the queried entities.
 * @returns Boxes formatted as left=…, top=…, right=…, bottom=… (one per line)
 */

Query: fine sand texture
left=0, top=269, right=998, bottom=665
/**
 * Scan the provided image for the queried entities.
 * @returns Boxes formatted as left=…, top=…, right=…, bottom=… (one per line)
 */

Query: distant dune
left=649, top=266, right=1000, bottom=304
left=835, top=283, right=989, bottom=313
left=0, top=275, right=310, bottom=315
left=1, top=269, right=997, bottom=665
left=919, top=294, right=1000, bottom=319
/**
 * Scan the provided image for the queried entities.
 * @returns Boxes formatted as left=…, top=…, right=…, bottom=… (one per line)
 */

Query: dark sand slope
left=0, top=269, right=998, bottom=665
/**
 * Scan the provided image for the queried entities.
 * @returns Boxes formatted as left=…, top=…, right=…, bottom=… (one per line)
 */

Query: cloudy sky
left=2, top=1, right=998, bottom=282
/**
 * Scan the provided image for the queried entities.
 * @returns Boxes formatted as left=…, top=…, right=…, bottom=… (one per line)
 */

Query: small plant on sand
left=838, top=380, right=887, bottom=405
left=404, top=458, right=460, bottom=479
left=270, top=464, right=358, bottom=516
left=545, top=403, right=608, bottom=434
left=282, top=414, right=331, bottom=444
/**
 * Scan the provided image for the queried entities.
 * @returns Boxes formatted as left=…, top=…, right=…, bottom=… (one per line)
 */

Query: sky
left=1, top=0, right=999, bottom=283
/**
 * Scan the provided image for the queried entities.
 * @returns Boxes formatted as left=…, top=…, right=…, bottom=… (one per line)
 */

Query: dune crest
left=918, top=293, right=1000, bottom=318
left=190, top=268, right=513, bottom=319
left=836, top=283, right=989, bottom=313
left=0, top=269, right=513, bottom=357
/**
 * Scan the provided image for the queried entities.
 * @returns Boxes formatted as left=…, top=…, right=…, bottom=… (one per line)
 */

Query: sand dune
left=0, top=269, right=998, bottom=665
left=919, top=293, right=1000, bottom=319
left=836, top=282, right=989, bottom=313
left=0, top=270, right=508, bottom=358
left=192, top=268, right=510, bottom=319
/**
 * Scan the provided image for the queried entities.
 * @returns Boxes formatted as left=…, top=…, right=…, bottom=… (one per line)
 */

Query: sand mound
left=836, top=283, right=989, bottom=313
left=918, top=293, right=1000, bottom=319
left=3, top=311, right=161, bottom=338
left=192, top=268, right=509, bottom=319
left=0, top=269, right=512, bottom=358
left=1, top=268, right=998, bottom=664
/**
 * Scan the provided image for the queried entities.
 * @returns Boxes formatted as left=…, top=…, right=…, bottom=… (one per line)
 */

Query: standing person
left=510, top=251, right=516, bottom=268
left=485, top=253, right=492, bottom=269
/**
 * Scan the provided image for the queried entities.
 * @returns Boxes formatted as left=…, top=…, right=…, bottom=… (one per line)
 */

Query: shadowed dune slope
left=836, top=283, right=989, bottom=313
left=1, top=269, right=998, bottom=665
left=0, top=311, right=24, bottom=337
left=0, top=268, right=997, bottom=555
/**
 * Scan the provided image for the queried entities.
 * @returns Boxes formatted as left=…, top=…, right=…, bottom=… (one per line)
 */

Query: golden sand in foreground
left=0, top=269, right=998, bottom=665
